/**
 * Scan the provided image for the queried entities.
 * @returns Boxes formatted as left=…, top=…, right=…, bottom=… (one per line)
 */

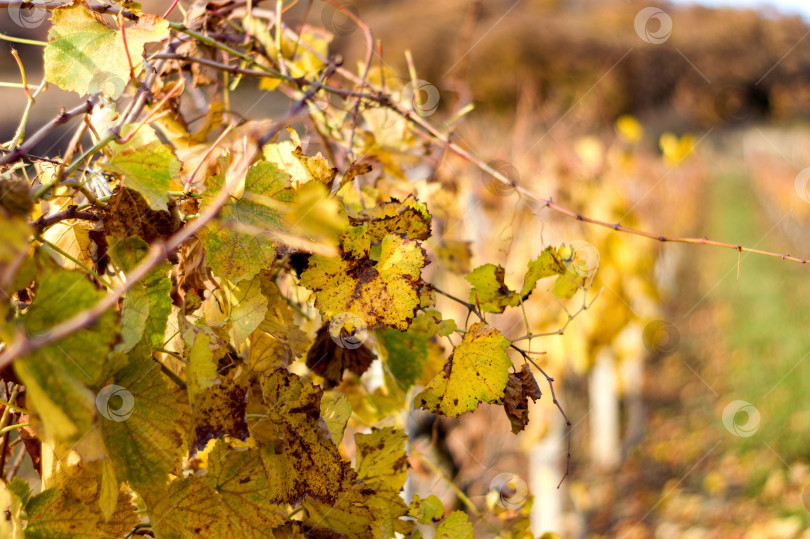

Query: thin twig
left=511, top=345, right=572, bottom=487
left=30, top=206, right=100, bottom=233
left=0, top=97, right=97, bottom=167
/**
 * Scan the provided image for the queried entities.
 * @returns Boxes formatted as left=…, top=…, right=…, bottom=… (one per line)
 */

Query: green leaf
left=105, top=138, right=181, bottom=212
left=198, top=161, right=294, bottom=282
left=409, top=494, right=445, bottom=525
left=13, top=266, right=118, bottom=442
left=44, top=5, right=169, bottom=99
left=436, top=511, right=474, bottom=539
left=465, top=263, right=520, bottom=313
left=414, top=322, right=512, bottom=417
left=112, top=237, right=171, bottom=352
left=377, top=327, right=428, bottom=389
left=100, top=350, right=189, bottom=493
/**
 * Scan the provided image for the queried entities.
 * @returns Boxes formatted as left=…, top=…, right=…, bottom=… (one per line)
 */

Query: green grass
left=701, top=173, right=810, bottom=462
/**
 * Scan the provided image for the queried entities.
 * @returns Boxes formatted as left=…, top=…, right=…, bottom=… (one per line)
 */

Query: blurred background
left=6, top=0, right=810, bottom=537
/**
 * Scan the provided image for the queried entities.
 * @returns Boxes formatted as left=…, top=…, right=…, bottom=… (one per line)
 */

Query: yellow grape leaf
left=246, top=369, right=348, bottom=504
left=320, top=392, right=352, bottom=445
left=350, top=195, right=432, bottom=242
left=300, top=234, right=428, bottom=330
left=198, top=161, right=294, bottom=282
left=292, top=146, right=338, bottom=186
left=253, top=272, right=310, bottom=367
left=248, top=329, right=290, bottom=374
left=414, top=323, right=511, bottom=417
left=189, top=366, right=249, bottom=451
left=436, top=511, right=475, bottom=539
left=339, top=224, right=371, bottom=259
left=286, top=181, right=348, bottom=245
left=355, top=427, right=409, bottom=492
left=25, top=463, right=137, bottom=539
left=263, top=140, right=311, bottom=185
left=520, top=246, right=569, bottom=298
left=436, top=239, right=472, bottom=274
left=303, top=426, right=412, bottom=536
left=466, top=263, right=520, bottom=313
left=187, top=331, right=219, bottom=401
left=204, top=440, right=287, bottom=535
left=303, top=471, right=413, bottom=538
left=227, top=274, right=269, bottom=347
left=42, top=221, right=94, bottom=271
left=44, top=5, right=169, bottom=99
left=146, top=476, right=231, bottom=538
left=98, top=459, right=118, bottom=523
left=553, top=273, right=581, bottom=299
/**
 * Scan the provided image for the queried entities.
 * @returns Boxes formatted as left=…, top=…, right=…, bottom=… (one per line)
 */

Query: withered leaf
left=306, top=325, right=376, bottom=388
left=504, top=364, right=542, bottom=434
left=102, top=188, right=175, bottom=245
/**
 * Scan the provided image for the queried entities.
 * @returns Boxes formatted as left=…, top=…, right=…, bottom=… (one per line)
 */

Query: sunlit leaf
left=301, top=234, right=428, bottom=330
left=198, top=161, right=294, bottom=282
left=415, top=322, right=512, bottom=417
left=466, top=263, right=520, bottom=313
left=246, top=369, right=348, bottom=504
left=44, top=5, right=169, bottom=99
